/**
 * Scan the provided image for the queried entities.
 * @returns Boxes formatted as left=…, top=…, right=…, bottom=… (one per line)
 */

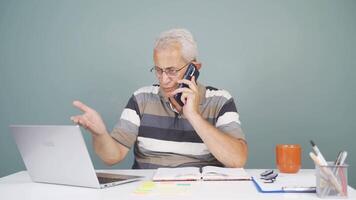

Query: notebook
left=10, top=125, right=143, bottom=189
left=152, top=166, right=251, bottom=181
left=251, top=170, right=316, bottom=193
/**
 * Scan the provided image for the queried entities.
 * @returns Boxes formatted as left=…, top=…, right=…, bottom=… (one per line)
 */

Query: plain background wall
left=1, top=0, right=355, bottom=187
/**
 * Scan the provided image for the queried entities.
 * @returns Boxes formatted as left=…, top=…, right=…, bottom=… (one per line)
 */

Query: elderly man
left=71, top=28, right=248, bottom=169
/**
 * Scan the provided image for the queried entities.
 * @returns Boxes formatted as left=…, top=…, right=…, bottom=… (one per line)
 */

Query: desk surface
left=1, top=169, right=355, bottom=200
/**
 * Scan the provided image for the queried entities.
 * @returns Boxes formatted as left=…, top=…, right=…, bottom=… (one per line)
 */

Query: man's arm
left=92, top=132, right=129, bottom=165
left=171, top=77, right=248, bottom=167
left=187, top=113, right=247, bottom=167
left=71, top=100, right=129, bottom=165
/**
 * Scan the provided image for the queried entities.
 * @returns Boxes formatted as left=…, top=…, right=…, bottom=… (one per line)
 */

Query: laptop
left=10, top=125, right=143, bottom=189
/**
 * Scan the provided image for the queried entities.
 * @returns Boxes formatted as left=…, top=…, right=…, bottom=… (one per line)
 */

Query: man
left=71, top=28, right=248, bottom=169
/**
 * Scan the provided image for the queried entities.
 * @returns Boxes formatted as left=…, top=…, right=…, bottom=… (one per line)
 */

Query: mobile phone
left=173, top=63, right=200, bottom=106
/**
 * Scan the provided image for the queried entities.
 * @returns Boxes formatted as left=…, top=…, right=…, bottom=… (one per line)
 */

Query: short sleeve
left=215, top=97, right=245, bottom=140
left=111, top=95, right=141, bottom=148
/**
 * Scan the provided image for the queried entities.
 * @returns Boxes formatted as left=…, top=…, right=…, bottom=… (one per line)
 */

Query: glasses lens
left=166, top=68, right=177, bottom=76
left=154, top=67, right=163, bottom=76
left=153, top=67, right=177, bottom=77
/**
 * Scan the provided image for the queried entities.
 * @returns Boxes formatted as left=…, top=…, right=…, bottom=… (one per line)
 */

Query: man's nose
left=160, top=72, right=171, bottom=84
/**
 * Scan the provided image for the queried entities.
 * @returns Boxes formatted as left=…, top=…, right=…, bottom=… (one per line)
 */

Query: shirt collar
left=157, top=82, right=207, bottom=105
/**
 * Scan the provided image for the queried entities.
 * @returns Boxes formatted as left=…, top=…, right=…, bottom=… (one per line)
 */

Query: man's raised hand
left=70, top=100, right=108, bottom=136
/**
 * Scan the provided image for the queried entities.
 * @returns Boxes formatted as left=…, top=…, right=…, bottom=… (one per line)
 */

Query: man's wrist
left=92, top=130, right=109, bottom=139
left=186, top=111, right=203, bottom=123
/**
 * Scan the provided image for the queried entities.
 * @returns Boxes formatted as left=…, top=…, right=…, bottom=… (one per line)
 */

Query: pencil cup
left=316, top=162, right=348, bottom=198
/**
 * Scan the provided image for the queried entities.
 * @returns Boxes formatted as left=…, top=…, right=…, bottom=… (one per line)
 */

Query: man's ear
left=192, top=61, right=202, bottom=70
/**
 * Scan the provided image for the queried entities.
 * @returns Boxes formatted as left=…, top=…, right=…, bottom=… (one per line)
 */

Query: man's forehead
left=155, top=40, right=181, bottom=50
left=154, top=43, right=181, bottom=56
left=154, top=47, right=185, bottom=67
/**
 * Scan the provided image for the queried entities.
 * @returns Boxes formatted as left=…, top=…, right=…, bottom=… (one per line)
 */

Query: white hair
left=154, top=28, right=198, bottom=62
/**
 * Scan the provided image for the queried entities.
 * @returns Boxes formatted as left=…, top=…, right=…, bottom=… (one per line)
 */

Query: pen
left=282, top=186, right=316, bottom=192
left=330, top=151, right=343, bottom=177
left=336, top=151, right=348, bottom=196
left=309, top=152, right=322, bottom=166
left=323, top=151, right=348, bottom=196
left=309, top=152, right=330, bottom=181
left=339, top=151, right=347, bottom=166
left=334, top=151, right=343, bottom=165
left=310, top=140, right=328, bottom=166
left=333, top=151, right=347, bottom=175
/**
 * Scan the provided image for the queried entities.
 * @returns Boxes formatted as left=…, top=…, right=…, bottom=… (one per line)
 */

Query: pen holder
left=316, top=162, right=348, bottom=198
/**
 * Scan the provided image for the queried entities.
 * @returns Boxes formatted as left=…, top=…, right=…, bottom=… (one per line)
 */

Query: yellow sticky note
left=134, top=181, right=156, bottom=195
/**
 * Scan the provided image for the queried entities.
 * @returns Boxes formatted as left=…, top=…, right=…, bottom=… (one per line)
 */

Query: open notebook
left=152, top=166, right=251, bottom=181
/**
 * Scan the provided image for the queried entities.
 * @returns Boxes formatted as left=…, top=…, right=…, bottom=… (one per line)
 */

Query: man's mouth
left=161, top=86, right=177, bottom=95
left=162, top=86, right=176, bottom=90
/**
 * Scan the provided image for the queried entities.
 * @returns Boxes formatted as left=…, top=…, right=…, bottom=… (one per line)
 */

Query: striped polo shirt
left=110, top=83, right=245, bottom=169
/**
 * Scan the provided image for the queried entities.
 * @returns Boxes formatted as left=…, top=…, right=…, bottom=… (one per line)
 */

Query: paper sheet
left=252, top=170, right=316, bottom=192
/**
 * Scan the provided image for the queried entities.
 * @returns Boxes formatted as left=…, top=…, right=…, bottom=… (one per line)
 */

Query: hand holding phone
left=173, top=63, right=200, bottom=106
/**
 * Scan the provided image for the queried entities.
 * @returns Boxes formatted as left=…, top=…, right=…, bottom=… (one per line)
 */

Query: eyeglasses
left=260, top=170, right=278, bottom=183
left=150, top=62, right=191, bottom=77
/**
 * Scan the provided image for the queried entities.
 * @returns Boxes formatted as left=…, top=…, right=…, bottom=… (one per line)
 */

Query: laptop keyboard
left=98, top=176, right=125, bottom=184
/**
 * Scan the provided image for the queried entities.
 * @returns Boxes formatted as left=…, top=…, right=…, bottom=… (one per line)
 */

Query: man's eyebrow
left=156, top=66, right=177, bottom=69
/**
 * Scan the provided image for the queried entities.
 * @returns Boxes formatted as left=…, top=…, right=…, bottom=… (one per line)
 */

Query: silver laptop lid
left=10, top=125, right=101, bottom=188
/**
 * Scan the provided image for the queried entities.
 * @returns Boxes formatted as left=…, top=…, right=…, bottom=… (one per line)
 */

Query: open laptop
left=10, top=125, right=143, bottom=189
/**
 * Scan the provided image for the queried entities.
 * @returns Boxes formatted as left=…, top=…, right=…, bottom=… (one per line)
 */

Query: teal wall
left=1, top=0, right=355, bottom=187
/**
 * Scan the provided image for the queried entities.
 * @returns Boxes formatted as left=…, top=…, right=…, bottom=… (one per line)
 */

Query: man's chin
left=161, top=88, right=176, bottom=98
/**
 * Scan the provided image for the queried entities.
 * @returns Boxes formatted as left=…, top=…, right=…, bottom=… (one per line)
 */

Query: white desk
left=1, top=169, right=355, bottom=200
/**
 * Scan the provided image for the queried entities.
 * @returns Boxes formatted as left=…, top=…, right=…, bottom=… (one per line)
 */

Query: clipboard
left=251, top=170, right=316, bottom=193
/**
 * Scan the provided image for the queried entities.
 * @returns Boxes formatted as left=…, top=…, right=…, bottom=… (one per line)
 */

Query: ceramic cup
left=276, top=144, right=301, bottom=173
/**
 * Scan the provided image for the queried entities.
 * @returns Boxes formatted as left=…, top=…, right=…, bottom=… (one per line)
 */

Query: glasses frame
left=150, top=61, right=192, bottom=77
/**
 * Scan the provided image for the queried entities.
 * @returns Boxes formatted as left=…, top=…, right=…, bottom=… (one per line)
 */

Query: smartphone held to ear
left=173, top=63, right=200, bottom=106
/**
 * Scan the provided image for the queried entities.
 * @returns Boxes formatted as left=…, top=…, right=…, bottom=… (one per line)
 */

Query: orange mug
left=276, top=144, right=301, bottom=173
